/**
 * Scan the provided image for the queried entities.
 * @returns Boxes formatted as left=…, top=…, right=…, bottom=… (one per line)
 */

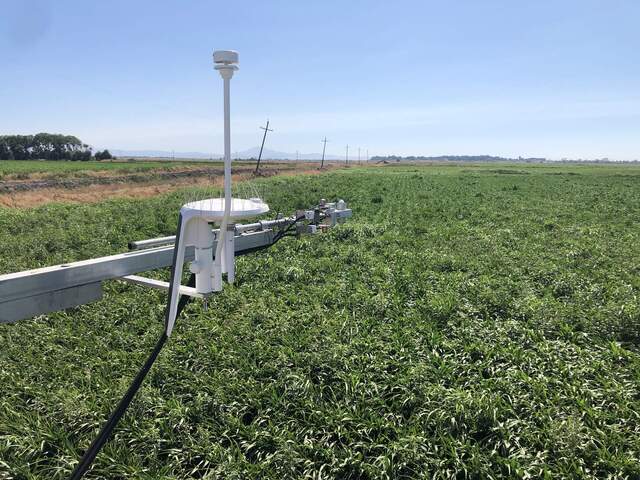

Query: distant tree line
left=94, top=149, right=113, bottom=160
left=370, top=155, right=640, bottom=164
left=0, top=133, right=112, bottom=161
left=370, top=155, right=547, bottom=163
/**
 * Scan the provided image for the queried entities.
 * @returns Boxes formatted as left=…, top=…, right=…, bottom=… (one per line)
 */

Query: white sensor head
left=213, top=50, right=239, bottom=65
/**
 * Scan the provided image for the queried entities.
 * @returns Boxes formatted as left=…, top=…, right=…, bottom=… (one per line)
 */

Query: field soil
left=0, top=162, right=335, bottom=208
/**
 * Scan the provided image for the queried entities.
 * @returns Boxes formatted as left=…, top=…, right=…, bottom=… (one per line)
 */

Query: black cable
left=69, top=215, right=306, bottom=478
left=69, top=331, right=167, bottom=479
left=236, top=215, right=306, bottom=257
left=274, top=232, right=298, bottom=241
left=271, top=215, right=306, bottom=245
left=69, top=274, right=196, bottom=480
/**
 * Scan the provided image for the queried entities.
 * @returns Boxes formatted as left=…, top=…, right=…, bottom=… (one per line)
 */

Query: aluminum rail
left=128, top=235, right=177, bottom=250
left=128, top=218, right=292, bottom=250
left=0, top=229, right=274, bottom=323
left=127, top=208, right=353, bottom=250
left=0, top=207, right=352, bottom=323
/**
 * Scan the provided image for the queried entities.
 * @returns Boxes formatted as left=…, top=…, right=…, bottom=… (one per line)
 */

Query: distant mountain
left=110, top=149, right=220, bottom=159
left=233, top=147, right=342, bottom=161
left=110, top=147, right=343, bottom=161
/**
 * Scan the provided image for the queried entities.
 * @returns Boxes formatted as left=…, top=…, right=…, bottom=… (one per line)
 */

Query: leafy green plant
left=0, top=163, right=639, bottom=479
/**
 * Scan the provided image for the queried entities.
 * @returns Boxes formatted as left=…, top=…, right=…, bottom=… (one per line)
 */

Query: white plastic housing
left=165, top=198, right=268, bottom=335
left=182, top=198, right=268, bottom=220
left=213, top=50, right=239, bottom=65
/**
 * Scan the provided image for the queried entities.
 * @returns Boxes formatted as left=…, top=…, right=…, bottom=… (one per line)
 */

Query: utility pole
left=320, top=137, right=328, bottom=169
left=346, top=144, right=349, bottom=164
left=296, top=150, right=299, bottom=162
left=366, top=149, right=369, bottom=163
left=358, top=147, right=361, bottom=164
left=255, top=119, right=273, bottom=173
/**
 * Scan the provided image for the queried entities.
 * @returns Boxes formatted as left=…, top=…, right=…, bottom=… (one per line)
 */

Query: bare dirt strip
left=0, top=163, right=339, bottom=208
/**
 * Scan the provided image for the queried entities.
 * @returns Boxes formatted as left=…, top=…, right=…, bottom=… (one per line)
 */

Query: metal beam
left=0, top=208, right=352, bottom=323
left=0, top=229, right=275, bottom=322
left=0, top=283, right=103, bottom=323
left=127, top=209, right=352, bottom=251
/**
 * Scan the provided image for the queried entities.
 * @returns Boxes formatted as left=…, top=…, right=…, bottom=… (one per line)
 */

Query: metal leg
left=165, top=213, right=185, bottom=337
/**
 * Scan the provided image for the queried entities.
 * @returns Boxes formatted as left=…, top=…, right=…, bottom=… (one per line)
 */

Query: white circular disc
left=181, top=197, right=269, bottom=221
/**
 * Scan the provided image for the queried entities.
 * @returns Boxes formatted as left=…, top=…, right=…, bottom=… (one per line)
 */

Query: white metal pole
left=223, top=75, right=231, bottom=215
left=217, top=73, right=232, bottom=278
left=213, top=50, right=239, bottom=287
left=214, top=70, right=233, bottom=283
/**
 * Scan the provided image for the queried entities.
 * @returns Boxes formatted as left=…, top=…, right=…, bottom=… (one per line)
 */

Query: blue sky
left=1, top=0, right=639, bottom=159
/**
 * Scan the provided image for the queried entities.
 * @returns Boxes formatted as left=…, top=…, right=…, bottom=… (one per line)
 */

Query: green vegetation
left=0, top=134, right=92, bottom=161
left=1, top=163, right=639, bottom=478
left=93, top=149, right=113, bottom=161
left=0, top=159, right=218, bottom=178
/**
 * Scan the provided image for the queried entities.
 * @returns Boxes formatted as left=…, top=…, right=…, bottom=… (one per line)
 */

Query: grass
left=0, top=159, right=212, bottom=176
left=0, top=160, right=300, bottom=184
left=0, top=160, right=190, bottom=174
left=1, top=163, right=639, bottom=479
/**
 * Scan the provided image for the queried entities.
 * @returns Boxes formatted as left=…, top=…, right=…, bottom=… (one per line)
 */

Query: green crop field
left=0, top=160, right=301, bottom=178
left=0, top=160, right=214, bottom=177
left=1, top=163, right=639, bottom=479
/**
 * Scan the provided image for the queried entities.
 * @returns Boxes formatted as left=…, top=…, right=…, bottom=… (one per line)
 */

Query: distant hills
left=110, top=147, right=342, bottom=161
left=233, top=147, right=343, bottom=161
left=108, top=150, right=637, bottom=164
left=110, top=149, right=219, bottom=159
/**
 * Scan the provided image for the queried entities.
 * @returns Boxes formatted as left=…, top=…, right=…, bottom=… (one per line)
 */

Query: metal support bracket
left=121, top=275, right=205, bottom=298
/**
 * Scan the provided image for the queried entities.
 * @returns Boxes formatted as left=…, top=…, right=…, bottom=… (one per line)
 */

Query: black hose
left=272, top=215, right=306, bottom=244
left=69, top=274, right=196, bottom=479
left=69, top=331, right=167, bottom=479
left=69, top=217, right=305, bottom=478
